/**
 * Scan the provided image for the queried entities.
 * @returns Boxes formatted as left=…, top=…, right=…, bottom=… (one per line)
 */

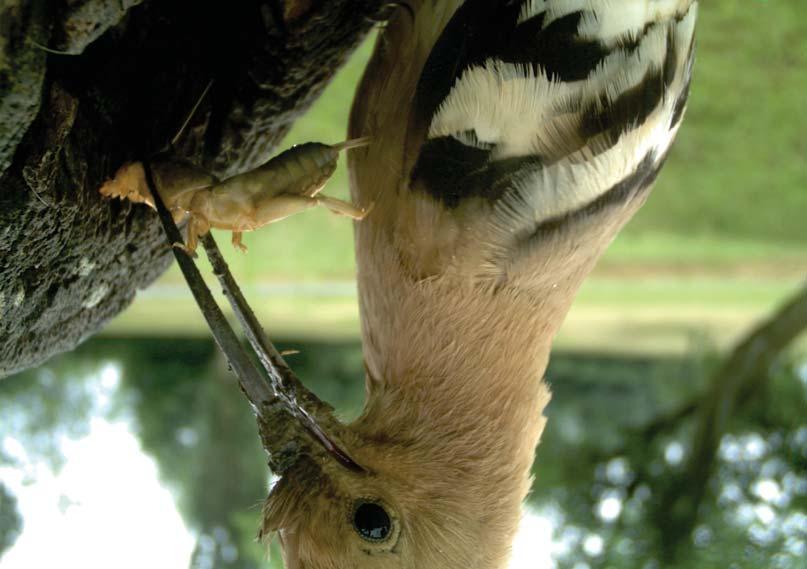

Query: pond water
left=0, top=337, right=805, bottom=568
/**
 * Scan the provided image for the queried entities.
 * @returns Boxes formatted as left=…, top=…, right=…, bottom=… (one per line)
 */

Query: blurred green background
left=1, top=2, right=806, bottom=569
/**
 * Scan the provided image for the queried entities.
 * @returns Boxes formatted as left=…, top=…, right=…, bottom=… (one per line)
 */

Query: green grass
left=107, top=276, right=804, bottom=355
left=157, top=227, right=807, bottom=284
left=629, top=0, right=807, bottom=243
left=108, top=290, right=361, bottom=339
left=599, top=232, right=807, bottom=272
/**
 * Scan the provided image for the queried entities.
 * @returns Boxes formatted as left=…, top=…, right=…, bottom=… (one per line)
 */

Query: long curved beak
left=143, top=158, right=364, bottom=476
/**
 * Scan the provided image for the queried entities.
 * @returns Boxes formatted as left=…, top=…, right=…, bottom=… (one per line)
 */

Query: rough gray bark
left=0, top=0, right=381, bottom=378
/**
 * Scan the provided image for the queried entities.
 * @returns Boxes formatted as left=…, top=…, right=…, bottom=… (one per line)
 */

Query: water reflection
left=0, top=338, right=804, bottom=568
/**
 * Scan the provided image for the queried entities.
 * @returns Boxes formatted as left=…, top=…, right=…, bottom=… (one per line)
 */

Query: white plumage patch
left=577, top=0, right=695, bottom=45
left=520, top=0, right=692, bottom=37
left=429, top=61, right=573, bottom=155
left=426, top=0, right=697, bottom=224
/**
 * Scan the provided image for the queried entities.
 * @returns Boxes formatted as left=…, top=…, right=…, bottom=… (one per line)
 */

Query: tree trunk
left=0, top=0, right=380, bottom=378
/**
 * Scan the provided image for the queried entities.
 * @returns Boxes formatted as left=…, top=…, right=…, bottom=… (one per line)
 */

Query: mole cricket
left=100, top=137, right=371, bottom=252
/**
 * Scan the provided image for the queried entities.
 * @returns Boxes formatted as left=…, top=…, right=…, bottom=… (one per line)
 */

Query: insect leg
left=247, top=193, right=321, bottom=227
left=231, top=231, right=246, bottom=252
left=316, top=195, right=371, bottom=220
left=185, top=214, right=211, bottom=254
left=332, top=137, right=371, bottom=152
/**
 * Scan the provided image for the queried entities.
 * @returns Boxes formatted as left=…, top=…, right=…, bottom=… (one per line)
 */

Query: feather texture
left=415, top=0, right=696, bottom=222
left=254, top=4, right=703, bottom=568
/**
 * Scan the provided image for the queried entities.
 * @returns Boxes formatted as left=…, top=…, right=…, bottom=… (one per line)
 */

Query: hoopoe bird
left=261, top=0, right=699, bottom=567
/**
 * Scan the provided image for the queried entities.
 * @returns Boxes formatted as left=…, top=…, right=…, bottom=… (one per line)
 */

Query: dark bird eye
left=352, top=501, right=392, bottom=542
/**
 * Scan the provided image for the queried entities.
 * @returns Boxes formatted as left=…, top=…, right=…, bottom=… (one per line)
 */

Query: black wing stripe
left=410, top=2, right=693, bottom=211
left=670, top=39, right=696, bottom=129
left=413, top=1, right=625, bottom=129
left=579, top=65, right=666, bottom=143
left=412, top=1, right=519, bottom=133
left=411, top=136, right=544, bottom=209
left=412, top=4, right=476, bottom=134
left=520, top=151, right=665, bottom=244
left=670, top=73, right=692, bottom=130
left=505, top=11, right=610, bottom=82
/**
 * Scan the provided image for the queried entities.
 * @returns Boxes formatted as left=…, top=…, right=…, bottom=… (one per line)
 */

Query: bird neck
left=356, top=272, right=556, bottom=452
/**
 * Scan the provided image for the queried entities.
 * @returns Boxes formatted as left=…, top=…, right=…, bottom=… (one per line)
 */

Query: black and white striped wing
left=407, top=0, right=698, bottom=274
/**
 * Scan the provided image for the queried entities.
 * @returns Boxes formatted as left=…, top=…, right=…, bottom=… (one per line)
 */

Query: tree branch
left=0, top=0, right=382, bottom=378
left=658, top=280, right=807, bottom=560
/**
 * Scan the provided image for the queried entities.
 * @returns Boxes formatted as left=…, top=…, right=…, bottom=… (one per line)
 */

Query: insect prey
left=99, top=138, right=371, bottom=251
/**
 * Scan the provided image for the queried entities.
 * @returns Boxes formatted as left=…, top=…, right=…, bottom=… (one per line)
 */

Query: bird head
left=261, top=353, right=552, bottom=569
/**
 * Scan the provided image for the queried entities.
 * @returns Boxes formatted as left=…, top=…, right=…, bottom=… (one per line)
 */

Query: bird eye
left=352, top=501, right=392, bottom=542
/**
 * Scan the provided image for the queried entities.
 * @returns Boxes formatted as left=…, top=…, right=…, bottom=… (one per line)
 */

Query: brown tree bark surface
left=0, top=0, right=380, bottom=378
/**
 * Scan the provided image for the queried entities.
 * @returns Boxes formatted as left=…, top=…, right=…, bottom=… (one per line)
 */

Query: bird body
left=266, top=0, right=698, bottom=567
